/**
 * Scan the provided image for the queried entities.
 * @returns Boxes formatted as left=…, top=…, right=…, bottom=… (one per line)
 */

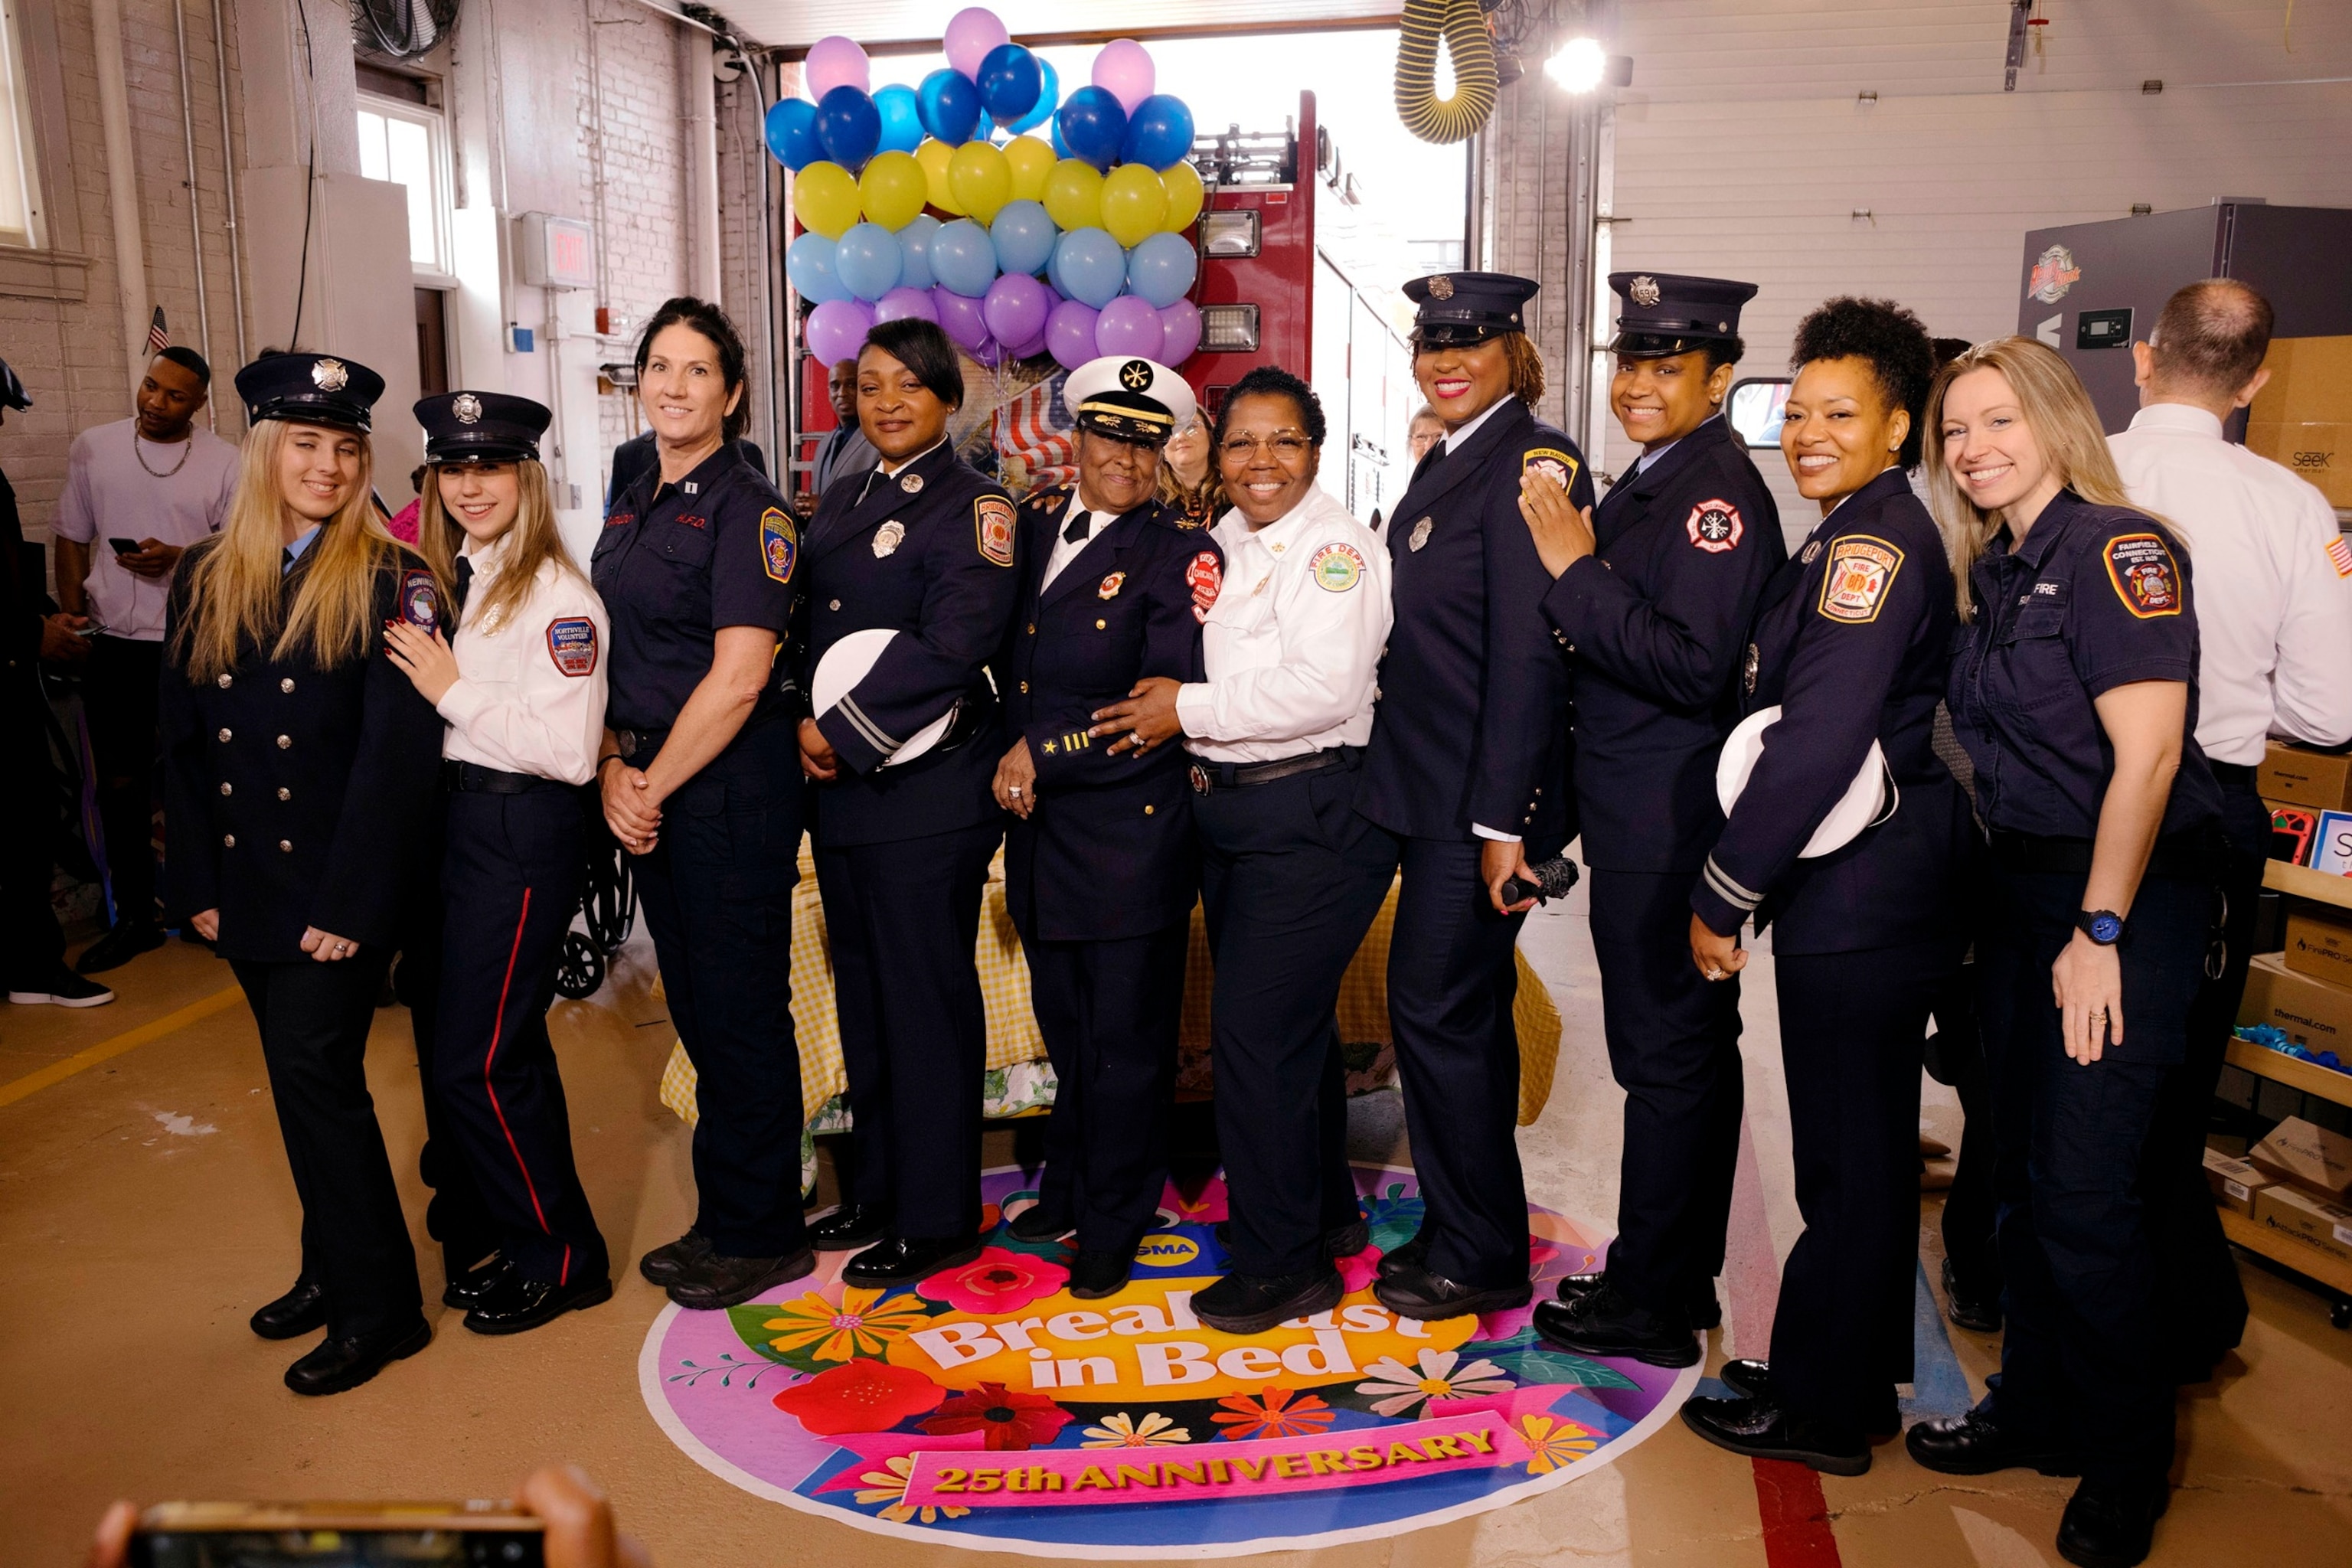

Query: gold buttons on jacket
left=1095, top=619, right=1106, bottom=630
left=1144, top=804, right=1155, bottom=815
left=276, top=735, right=292, bottom=750
left=1019, top=681, right=1029, bottom=694
left=217, top=727, right=232, bottom=742
left=219, top=782, right=232, bottom=796
left=280, top=678, right=296, bottom=693
left=216, top=673, right=232, bottom=688
left=277, top=787, right=291, bottom=801
left=222, top=834, right=236, bottom=848
left=279, top=840, right=292, bottom=853
left=828, top=599, right=841, bottom=611
left=1027, top=623, right=1037, bottom=635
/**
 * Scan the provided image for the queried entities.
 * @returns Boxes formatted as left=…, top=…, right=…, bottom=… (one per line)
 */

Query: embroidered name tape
left=1310, top=542, right=1364, bottom=592
left=546, top=616, right=598, bottom=677
left=1817, top=534, right=1904, bottom=624
left=2104, top=531, right=2180, bottom=618
left=760, top=508, right=797, bottom=585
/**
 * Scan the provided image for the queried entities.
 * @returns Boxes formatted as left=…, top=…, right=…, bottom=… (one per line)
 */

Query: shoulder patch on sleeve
left=1523, top=446, right=1581, bottom=492
left=397, top=568, right=441, bottom=630
left=1686, top=498, right=1744, bottom=553
left=1309, top=541, right=1365, bottom=592
left=759, top=507, right=796, bottom=585
left=2327, top=534, right=2352, bottom=579
left=1185, top=549, right=1222, bottom=623
left=2103, top=531, right=2182, bottom=618
left=1816, top=534, right=1906, bottom=624
left=975, top=495, right=1016, bottom=567
left=546, top=616, right=598, bottom=677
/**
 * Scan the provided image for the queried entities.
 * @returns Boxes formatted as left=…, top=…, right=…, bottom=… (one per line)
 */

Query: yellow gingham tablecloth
left=655, top=840, right=1562, bottom=1129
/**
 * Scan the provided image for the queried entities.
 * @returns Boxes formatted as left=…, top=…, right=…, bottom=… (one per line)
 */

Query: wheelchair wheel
left=584, top=848, right=636, bottom=949
left=554, top=932, right=606, bottom=1000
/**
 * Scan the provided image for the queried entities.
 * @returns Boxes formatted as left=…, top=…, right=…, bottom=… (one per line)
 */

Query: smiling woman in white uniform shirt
left=385, top=391, right=614, bottom=1338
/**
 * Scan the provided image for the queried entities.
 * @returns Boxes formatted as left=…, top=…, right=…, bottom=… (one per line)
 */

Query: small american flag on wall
left=145, top=308, right=168, bottom=354
left=997, top=369, right=1076, bottom=492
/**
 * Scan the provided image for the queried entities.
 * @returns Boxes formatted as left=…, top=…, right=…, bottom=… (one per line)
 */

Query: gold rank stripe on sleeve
left=1816, top=534, right=1905, bottom=625
left=1059, top=730, right=1092, bottom=755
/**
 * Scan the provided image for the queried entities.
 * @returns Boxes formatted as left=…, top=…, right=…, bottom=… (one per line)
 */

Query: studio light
left=1546, top=36, right=1607, bottom=94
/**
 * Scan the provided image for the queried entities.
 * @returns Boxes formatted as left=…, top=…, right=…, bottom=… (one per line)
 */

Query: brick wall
left=579, top=0, right=688, bottom=461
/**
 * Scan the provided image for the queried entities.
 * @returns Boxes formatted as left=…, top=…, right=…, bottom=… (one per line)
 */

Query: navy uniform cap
left=1403, top=271, right=1539, bottom=346
left=234, top=351, right=386, bottom=433
left=1607, top=272, right=1758, bottom=359
left=416, top=390, right=552, bottom=466
left=1061, top=355, right=1197, bottom=445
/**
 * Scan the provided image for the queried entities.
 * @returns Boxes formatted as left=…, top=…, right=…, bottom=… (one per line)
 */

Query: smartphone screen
left=135, top=1529, right=542, bottom=1567
left=109, top=537, right=142, bottom=554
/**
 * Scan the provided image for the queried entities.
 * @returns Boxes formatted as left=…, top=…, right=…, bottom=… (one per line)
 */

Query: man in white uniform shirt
left=52, top=348, right=239, bottom=972
left=2110, top=278, right=2352, bottom=1380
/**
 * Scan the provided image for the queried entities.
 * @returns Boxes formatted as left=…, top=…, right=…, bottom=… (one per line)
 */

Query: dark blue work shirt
left=590, top=442, right=796, bottom=733
left=1946, top=488, right=2223, bottom=841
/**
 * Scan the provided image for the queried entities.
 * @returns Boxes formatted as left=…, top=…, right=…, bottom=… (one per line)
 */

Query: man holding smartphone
left=51, top=348, right=238, bottom=973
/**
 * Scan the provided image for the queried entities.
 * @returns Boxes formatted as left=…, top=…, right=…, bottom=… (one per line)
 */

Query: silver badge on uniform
left=310, top=357, right=348, bottom=391
left=1800, top=540, right=1822, bottom=565
left=873, top=520, right=906, bottom=558
left=1629, top=276, right=1662, bottom=308
left=1409, top=517, right=1433, bottom=552
left=901, top=472, right=925, bottom=494
left=452, top=393, right=483, bottom=425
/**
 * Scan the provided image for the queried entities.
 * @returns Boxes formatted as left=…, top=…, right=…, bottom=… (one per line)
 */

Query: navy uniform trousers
left=1195, top=760, right=1393, bottom=1279
left=432, top=779, right=608, bottom=1287
left=632, top=718, right=810, bottom=1259
left=393, top=810, right=499, bottom=1279
left=817, top=818, right=1001, bottom=1243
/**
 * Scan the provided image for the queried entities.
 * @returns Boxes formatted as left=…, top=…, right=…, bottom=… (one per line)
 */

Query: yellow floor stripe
left=0, top=986, right=244, bottom=1109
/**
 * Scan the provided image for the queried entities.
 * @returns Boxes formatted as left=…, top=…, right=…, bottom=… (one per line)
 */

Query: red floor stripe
left=1754, top=1458, right=1842, bottom=1568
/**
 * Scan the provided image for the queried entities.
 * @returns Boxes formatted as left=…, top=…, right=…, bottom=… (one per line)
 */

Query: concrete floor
left=5, top=882, right=2350, bottom=1566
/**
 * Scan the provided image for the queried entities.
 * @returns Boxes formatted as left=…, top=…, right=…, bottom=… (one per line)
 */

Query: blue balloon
left=814, top=85, right=880, bottom=170
left=1055, top=86, right=1127, bottom=171
left=1049, top=115, right=1071, bottom=161
left=1120, top=94, right=1196, bottom=171
left=1006, top=58, right=1060, bottom=136
left=988, top=200, right=1057, bottom=277
left=873, top=84, right=923, bottom=155
left=1125, top=230, right=1198, bottom=309
left=929, top=218, right=1000, bottom=298
left=895, top=214, right=941, bottom=291
left=1054, top=227, right=1125, bottom=309
left=833, top=222, right=903, bottom=301
left=976, top=43, right=1041, bottom=124
left=917, top=68, right=982, bottom=147
left=1045, top=235, right=1069, bottom=297
left=763, top=97, right=823, bottom=171
left=785, top=232, right=848, bottom=304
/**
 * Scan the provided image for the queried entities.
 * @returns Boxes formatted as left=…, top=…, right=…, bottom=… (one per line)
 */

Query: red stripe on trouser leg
left=483, top=887, right=564, bottom=1285
left=1753, top=1458, right=1841, bottom=1568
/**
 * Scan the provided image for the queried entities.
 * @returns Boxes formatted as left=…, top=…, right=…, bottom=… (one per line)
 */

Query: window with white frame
left=0, top=0, right=47, bottom=249
left=355, top=93, right=452, bottom=276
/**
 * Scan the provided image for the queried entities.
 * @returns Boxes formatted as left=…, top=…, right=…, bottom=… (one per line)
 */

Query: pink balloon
left=1158, top=297, right=1201, bottom=364
left=1091, top=38, right=1155, bottom=116
left=933, top=286, right=991, bottom=351
left=982, top=272, right=1050, bottom=347
left=943, top=8, right=1010, bottom=81
left=805, top=297, right=874, bottom=364
left=1093, top=293, right=1163, bottom=359
left=804, top=35, right=871, bottom=100
left=874, top=286, right=938, bottom=324
left=1046, top=299, right=1100, bottom=371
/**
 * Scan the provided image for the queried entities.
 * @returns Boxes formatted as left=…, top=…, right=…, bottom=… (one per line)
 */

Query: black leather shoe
left=443, top=1256, right=507, bottom=1311
left=638, top=1230, right=709, bottom=1287
left=1532, top=1285, right=1700, bottom=1368
left=2056, top=1479, right=2167, bottom=1568
left=1904, top=1410, right=2081, bottom=1477
left=250, top=1278, right=328, bottom=1341
left=465, top=1268, right=615, bottom=1334
left=1218, top=1219, right=1371, bottom=1261
left=76, top=920, right=163, bottom=975
left=1008, top=1205, right=1073, bottom=1243
left=843, top=1235, right=982, bottom=1288
left=1681, top=1394, right=1871, bottom=1475
left=1373, top=1260, right=1531, bottom=1321
left=1194, top=1266, right=1344, bottom=1334
left=1069, top=1248, right=1132, bottom=1300
left=1942, top=1256, right=2003, bottom=1333
left=284, top=1318, right=430, bottom=1396
left=810, top=1204, right=891, bottom=1252
left=1720, top=1357, right=1772, bottom=1399
left=1556, top=1269, right=1720, bottom=1330
left=667, top=1247, right=816, bottom=1310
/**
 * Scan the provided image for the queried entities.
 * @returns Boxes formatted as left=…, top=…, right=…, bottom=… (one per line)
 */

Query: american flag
left=997, top=369, right=1076, bottom=492
left=145, top=308, right=168, bottom=354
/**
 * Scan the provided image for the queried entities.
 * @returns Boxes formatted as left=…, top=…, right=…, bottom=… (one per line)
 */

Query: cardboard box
left=2259, top=741, right=2352, bottom=813
left=2202, top=1146, right=2270, bottom=1217
left=2252, top=335, right=2352, bottom=426
left=2249, top=1115, right=2352, bottom=1201
left=2242, top=422, right=2350, bottom=508
left=2285, top=906, right=2352, bottom=986
left=2239, top=952, right=2352, bottom=1055
left=2252, top=1183, right=2352, bottom=1271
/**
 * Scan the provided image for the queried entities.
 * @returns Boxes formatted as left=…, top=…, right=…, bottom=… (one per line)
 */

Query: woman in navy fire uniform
left=795, top=318, right=1023, bottom=1288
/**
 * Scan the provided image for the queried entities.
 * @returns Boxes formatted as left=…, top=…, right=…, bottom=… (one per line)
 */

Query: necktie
left=1411, top=443, right=1446, bottom=488
left=452, top=556, right=474, bottom=616
left=1063, top=508, right=1091, bottom=545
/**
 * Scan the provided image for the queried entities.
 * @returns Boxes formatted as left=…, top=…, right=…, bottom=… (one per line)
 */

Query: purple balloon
left=943, top=7, right=1009, bottom=80
left=1093, top=294, right=1164, bottom=359
left=1008, top=326, right=1050, bottom=361
left=1092, top=38, right=1155, bottom=116
left=873, top=286, right=938, bottom=324
left=805, top=34, right=871, bottom=100
left=970, top=334, right=1004, bottom=369
left=982, top=273, right=1050, bottom=348
left=805, top=297, right=874, bottom=365
left=932, top=286, right=991, bottom=351
left=1158, top=297, right=1202, bottom=364
left=1046, top=299, right=1101, bottom=371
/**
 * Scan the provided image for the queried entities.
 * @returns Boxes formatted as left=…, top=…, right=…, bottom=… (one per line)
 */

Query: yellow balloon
left=858, top=150, right=928, bottom=231
left=1004, top=136, right=1057, bottom=204
left=1160, top=160, right=1205, bottom=234
left=915, top=138, right=964, bottom=217
left=947, top=140, right=1012, bottom=226
left=792, top=160, right=862, bottom=240
left=1099, top=162, right=1169, bottom=249
left=1041, top=158, right=1104, bottom=235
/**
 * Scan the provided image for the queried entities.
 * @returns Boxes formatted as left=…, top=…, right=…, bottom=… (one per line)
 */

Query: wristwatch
left=2076, top=909, right=2123, bottom=946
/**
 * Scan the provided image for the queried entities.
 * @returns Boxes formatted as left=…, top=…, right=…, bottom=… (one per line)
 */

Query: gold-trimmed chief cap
left=1061, top=356, right=1197, bottom=446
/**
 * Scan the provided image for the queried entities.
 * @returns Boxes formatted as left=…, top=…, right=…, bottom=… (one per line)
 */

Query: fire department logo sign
left=2027, top=244, right=2081, bottom=304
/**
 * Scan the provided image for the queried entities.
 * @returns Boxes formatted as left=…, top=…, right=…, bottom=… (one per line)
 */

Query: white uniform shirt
left=437, top=535, right=612, bottom=784
left=1039, top=498, right=1127, bottom=593
left=51, top=418, right=239, bottom=641
left=1176, top=485, right=1393, bottom=763
left=2109, top=403, right=2352, bottom=765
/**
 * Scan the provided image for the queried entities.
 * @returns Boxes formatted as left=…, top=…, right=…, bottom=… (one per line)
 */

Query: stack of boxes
left=2206, top=1117, right=2352, bottom=1276
left=2244, top=741, right=2352, bottom=1055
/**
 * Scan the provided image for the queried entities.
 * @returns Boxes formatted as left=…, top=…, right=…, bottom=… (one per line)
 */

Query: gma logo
left=1134, top=1232, right=1201, bottom=1268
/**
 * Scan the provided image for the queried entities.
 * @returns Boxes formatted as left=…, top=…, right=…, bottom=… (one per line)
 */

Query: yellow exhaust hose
left=1395, top=0, right=1500, bottom=145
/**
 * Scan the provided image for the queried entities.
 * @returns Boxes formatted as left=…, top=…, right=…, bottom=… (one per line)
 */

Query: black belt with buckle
left=1185, top=747, right=1353, bottom=796
left=443, top=760, right=564, bottom=795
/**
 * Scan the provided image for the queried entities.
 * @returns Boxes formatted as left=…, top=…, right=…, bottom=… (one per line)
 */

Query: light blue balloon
left=1007, top=58, right=1060, bottom=136
left=1045, top=236, right=1070, bottom=298
left=1125, top=230, right=1199, bottom=309
left=786, top=232, right=848, bottom=304
left=929, top=217, right=1000, bottom=299
left=832, top=222, right=903, bottom=302
left=1054, top=227, right=1126, bottom=309
left=895, top=214, right=941, bottom=291
left=873, top=84, right=923, bottom=155
left=989, top=201, right=1057, bottom=278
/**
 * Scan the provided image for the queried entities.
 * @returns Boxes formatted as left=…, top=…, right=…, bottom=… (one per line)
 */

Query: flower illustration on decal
left=1334, top=1244, right=1386, bottom=1294
left=853, top=1454, right=972, bottom=1524
left=1210, top=1387, right=1336, bottom=1442
left=760, top=1286, right=933, bottom=1362
left=1080, top=1411, right=1193, bottom=1449
left=921, top=1381, right=1074, bottom=1451
left=916, top=1246, right=1070, bottom=1315
left=1515, top=1413, right=1600, bottom=1475
left=769, top=1358, right=946, bottom=1436
left=1354, top=1349, right=1514, bottom=1417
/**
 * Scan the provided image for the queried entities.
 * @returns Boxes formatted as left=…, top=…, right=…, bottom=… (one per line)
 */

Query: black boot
left=638, top=1230, right=709, bottom=1286
left=1193, top=1266, right=1342, bottom=1334
left=667, top=1247, right=815, bottom=1310
left=1068, top=1248, right=1133, bottom=1300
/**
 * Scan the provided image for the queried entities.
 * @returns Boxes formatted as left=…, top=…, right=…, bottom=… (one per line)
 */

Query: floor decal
left=639, top=1164, right=1698, bottom=1557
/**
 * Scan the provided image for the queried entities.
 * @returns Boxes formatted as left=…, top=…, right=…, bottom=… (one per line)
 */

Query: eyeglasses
left=1219, top=432, right=1312, bottom=460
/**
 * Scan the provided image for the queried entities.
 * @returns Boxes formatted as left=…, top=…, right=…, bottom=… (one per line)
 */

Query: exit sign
left=518, top=212, right=596, bottom=290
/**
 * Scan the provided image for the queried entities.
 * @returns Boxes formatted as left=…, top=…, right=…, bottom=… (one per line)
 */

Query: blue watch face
left=2089, top=913, right=2122, bottom=944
